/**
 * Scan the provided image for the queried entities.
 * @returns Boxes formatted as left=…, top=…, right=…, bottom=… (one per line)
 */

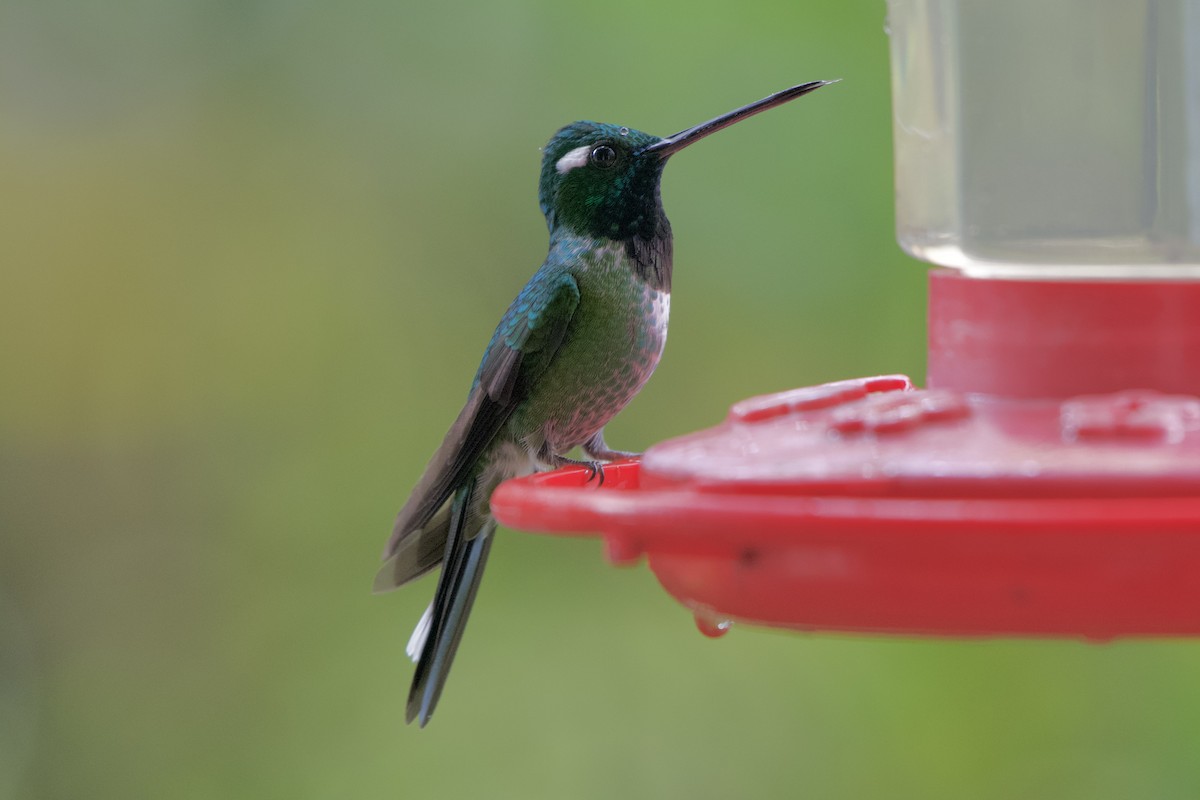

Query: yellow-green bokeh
left=4, top=3, right=1200, bottom=799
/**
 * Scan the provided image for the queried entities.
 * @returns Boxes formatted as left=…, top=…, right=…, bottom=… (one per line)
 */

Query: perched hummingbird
left=375, top=80, right=832, bottom=726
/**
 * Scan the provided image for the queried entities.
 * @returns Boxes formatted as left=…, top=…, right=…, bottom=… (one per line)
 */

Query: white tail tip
left=405, top=602, right=434, bottom=663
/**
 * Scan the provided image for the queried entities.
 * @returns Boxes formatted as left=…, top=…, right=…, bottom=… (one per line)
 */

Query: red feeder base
left=490, top=273, right=1200, bottom=640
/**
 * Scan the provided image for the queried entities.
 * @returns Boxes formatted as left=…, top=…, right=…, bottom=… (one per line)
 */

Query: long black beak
left=641, top=80, right=835, bottom=158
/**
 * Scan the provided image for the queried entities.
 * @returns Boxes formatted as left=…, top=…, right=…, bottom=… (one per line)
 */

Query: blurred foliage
left=3, top=2, right=1200, bottom=799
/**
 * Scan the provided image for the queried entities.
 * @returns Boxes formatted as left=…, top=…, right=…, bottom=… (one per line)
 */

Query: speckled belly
left=511, top=265, right=669, bottom=456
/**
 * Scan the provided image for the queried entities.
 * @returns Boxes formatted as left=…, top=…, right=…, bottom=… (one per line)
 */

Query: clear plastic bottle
left=887, top=0, right=1200, bottom=278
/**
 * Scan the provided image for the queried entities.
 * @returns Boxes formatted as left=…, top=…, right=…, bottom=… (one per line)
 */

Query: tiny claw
left=584, top=461, right=605, bottom=487
left=543, top=449, right=610, bottom=486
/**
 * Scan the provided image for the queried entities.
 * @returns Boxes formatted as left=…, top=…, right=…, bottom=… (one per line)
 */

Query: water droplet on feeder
left=694, top=614, right=733, bottom=638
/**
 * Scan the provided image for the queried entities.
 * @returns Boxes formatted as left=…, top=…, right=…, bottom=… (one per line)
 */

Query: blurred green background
left=4, top=2, right=1200, bottom=798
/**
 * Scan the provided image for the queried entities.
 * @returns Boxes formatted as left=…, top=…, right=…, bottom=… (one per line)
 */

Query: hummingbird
left=375, top=80, right=833, bottom=726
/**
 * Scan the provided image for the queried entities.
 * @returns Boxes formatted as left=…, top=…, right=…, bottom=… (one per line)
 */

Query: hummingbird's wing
left=377, top=267, right=581, bottom=578
left=383, top=267, right=582, bottom=726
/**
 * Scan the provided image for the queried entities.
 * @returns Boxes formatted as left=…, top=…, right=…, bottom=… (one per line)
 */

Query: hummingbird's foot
left=585, top=460, right=606, bottom=487
left=581, top=430, right=641, bottom=463
left=546, top=453, right=607, bottom=486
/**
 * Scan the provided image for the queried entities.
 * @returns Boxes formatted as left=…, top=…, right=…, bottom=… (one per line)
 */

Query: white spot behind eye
left=555, top=145, right=592, bottom=175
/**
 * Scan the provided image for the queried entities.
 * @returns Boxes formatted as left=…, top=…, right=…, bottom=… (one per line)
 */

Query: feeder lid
left=490, top=375, right=1200, bottom=640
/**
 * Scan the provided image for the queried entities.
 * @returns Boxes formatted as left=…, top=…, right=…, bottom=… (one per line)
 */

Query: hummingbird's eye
left=590, top=145, right=618, bottom=169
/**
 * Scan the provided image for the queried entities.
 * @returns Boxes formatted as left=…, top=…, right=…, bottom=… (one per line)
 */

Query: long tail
left=405, top=479, right=496, bottom=727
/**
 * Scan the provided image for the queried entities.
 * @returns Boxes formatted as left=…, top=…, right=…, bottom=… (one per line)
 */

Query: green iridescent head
left=538, top=122, right=666, bottom=242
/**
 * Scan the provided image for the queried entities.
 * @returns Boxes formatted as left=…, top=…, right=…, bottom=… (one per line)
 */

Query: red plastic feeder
left=492, top=273, right=1200, bottom=641
left=494, top=4, right=1200, bottom=641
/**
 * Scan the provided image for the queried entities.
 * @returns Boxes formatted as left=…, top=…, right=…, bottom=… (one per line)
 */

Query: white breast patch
left=652, top=291, right=671, bottom=338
